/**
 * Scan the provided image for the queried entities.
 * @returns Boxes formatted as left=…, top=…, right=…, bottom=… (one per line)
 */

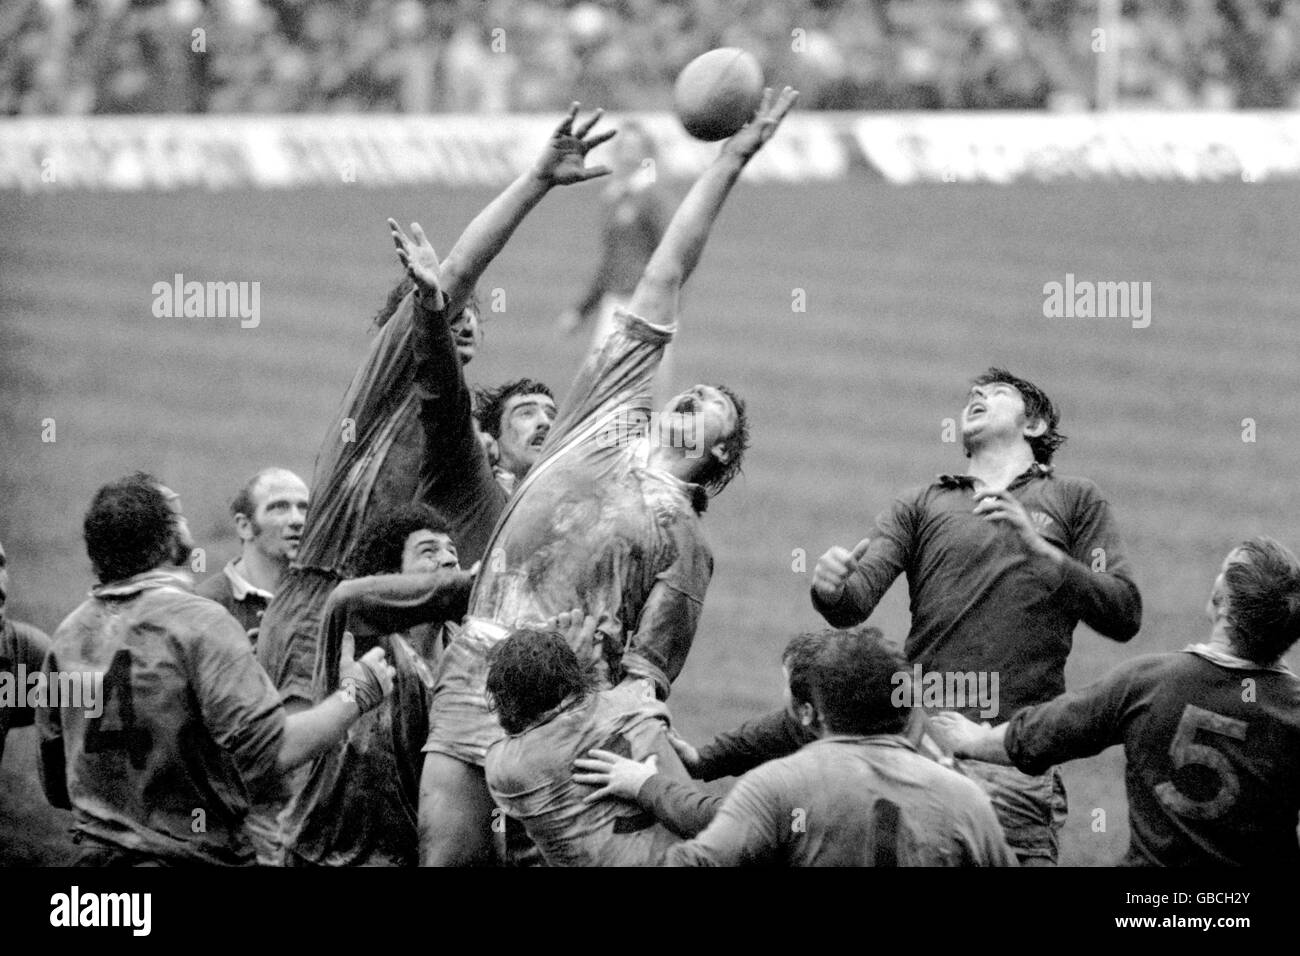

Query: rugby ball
left=673, top=48, right=764, bottom=142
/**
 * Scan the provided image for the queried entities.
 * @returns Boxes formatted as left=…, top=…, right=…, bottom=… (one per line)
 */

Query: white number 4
left=1154, top=704, right=1247, bottom=820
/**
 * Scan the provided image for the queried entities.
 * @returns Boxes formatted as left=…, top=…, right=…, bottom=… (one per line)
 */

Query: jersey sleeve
left=1049, top=479, right=1142, bottom=641
left=297, top=287, right=416, bottom=570
left=619, top=525, right=712, bottom=699
left=35, top=647, right=70, bottom=810
left=694, top=708, right=816, bottom=781
left=662, top=761, right=787, bottom=866
left=636, top=774, right=721, bottom=838
left=313, top=570, right=474, bottom=696
left=543, top=309, right=674, bottom=456
left=5, top=621, right=51, bottom=731
left=812, top=493, right=916, bottom=628
left=409, top=293, right=506, bottom=566
left=1003, top=656, right=1154, bottom=776
left=188, top=604, right=287, bottom=798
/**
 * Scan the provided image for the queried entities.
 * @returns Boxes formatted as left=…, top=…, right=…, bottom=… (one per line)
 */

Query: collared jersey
left=464, top=309, right=711, bottom=696
left=664, top=735, right=1016, bottom=867
left=36, top=570, right=285, bottom=865
left=0, top=616, right=51, bottom=763
left=813, top=464, right=1141, bottom=719
left=196, top=559, right=274, bottom=650
left=1005, top=647, right=1300, bottom=866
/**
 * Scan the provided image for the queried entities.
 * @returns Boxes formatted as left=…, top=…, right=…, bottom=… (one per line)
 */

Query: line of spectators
left=3, top=0, right=1298, bottom=115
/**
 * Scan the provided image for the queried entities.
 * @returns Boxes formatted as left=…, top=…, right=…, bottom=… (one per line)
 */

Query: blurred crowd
left=3, top=0, right=1298, bottom=115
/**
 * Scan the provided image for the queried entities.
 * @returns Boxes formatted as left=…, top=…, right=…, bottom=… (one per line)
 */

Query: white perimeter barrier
left=1, top=111, right=1297, bottom=192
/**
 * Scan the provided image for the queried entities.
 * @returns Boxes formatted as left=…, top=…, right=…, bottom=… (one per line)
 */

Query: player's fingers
left=755, top=86, right=773, bottom=119
left=581, top=786, right=615, bottom=805
left=572, top=759, right=612, bottom=774
left=849, top=537, right=872, bottom=563
left=644, top=754, right=659, bottom=771
left=410, top=222, right=437, bottom=257
left=359, top=646, right=388, bottom=668
left=577, top=165, right=613, bottom=181
left=585, top=748, right=622, bottom=762
left=572, top=772, right=610, bottom=786
left=582, top=128, right=618, bottom=151
left=340, top=630, right=356, bottom=662
left=554, top=101, right=580, bottom=137
left=771, top=86, right=799, bottom=123
left=573, top=106, right=605, bottom=139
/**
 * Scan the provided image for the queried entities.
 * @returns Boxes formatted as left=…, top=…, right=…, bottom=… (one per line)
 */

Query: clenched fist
left=811, top=538, right=871, bottom=605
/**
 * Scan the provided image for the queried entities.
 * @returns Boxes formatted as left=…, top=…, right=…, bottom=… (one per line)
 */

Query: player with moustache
left=932, top=538, right=1300, bottom=866
left=253, top=105, right=610, bottom=863
left=811, top=369, right=1142, bottom=865
left=35, top=473, right=401, bottom=866
left=197, top=467, right=309, bottom=650
left=418, top=87, right=799, bottom=867
left=257, top=103, right=613, bottom=719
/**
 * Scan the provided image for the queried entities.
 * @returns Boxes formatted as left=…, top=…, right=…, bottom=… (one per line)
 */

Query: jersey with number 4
left=37, top=570, right=286, bottom=865
left=1005, top=647, right=1300, bottom=866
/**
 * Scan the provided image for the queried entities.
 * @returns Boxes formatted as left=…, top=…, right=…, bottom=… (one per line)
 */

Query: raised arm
left=438, top=104, right=615, bottom=318
left=628, top=87, right=797, bottom=328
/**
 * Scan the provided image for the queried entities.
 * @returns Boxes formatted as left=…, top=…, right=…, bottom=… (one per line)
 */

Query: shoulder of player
left=1037, top=472, right=1110, bottom=506
left=194, top=568, right=233, bottom=601
left=142, top=587, right=246, bottom=646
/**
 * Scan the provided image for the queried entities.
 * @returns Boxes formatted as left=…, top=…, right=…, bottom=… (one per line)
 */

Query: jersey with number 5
left=1004, top=648, right=1300, bottom=865
left=36, top=570, right=287, bottom=865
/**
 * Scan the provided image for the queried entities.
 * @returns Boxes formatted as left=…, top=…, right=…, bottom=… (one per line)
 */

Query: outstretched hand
left=388, top=218, right=445, bottom=308
left=722, top=86, right=799, bottom=165
left=533, top=103, right=618, bottom=187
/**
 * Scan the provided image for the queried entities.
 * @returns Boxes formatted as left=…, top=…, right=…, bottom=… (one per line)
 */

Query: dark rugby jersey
left=1005, top=647, right=1300, bottom=866
left=196, top=560, right=272, bottom=650
left=260, top=291, right=504, bottom=707
left=283, top=570, right=471, bottom=866
left=813, top=465, right=1141, bottom=719
left=0, top=617, right=51, bottom=763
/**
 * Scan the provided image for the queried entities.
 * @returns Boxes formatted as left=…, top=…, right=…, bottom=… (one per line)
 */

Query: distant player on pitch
left=419, top=86, right=799, bottom=867
left=812, top=369, right=1142, bottom=864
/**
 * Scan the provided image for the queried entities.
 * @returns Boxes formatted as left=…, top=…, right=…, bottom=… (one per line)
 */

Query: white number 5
left=1154, top=704, right=1247, bottom=820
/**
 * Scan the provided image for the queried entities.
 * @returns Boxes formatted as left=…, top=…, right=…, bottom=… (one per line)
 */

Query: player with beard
left=418, top=87, right=799, bottom=867
left=252, top=105, right=610, bottom=863
left=810, top=369, right=1142, bottom=864
left=35, top=473, right=399, bottom=866
left=197, top=468, right=309, bottom=650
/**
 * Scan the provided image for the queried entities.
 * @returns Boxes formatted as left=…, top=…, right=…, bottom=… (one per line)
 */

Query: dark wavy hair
left=349, top=503, right=451, bottom=578
left=474, top=378, right=554, bottom=439
left=782, top=630, right=827, bottom=708
left=84, top=472, right=174, bottom=584
left=970, top=368, right=1065, bottom=465
left=695, top=382, right=749, bottom=496
left=1223, top=537, right=1300, bottom=664
left=485, top=629, right=598, bottom=735
left=807, top=626, right=910, bottom=736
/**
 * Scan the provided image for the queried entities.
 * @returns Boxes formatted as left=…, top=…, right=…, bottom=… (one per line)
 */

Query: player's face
left=661, top=385, right=737, bottom=463
left=248, top=473, right=309, bottom=563
left=960, top=382, right=1029, bottom=446
left=401, top=530, right=459, bottom=574
left=156, top=485, right=194, bottom=568
left=450, top=304, right=483, bottom=365
left=496, top=392, right=557, bottom=478
left=0, top=540, right=9, bottom=623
